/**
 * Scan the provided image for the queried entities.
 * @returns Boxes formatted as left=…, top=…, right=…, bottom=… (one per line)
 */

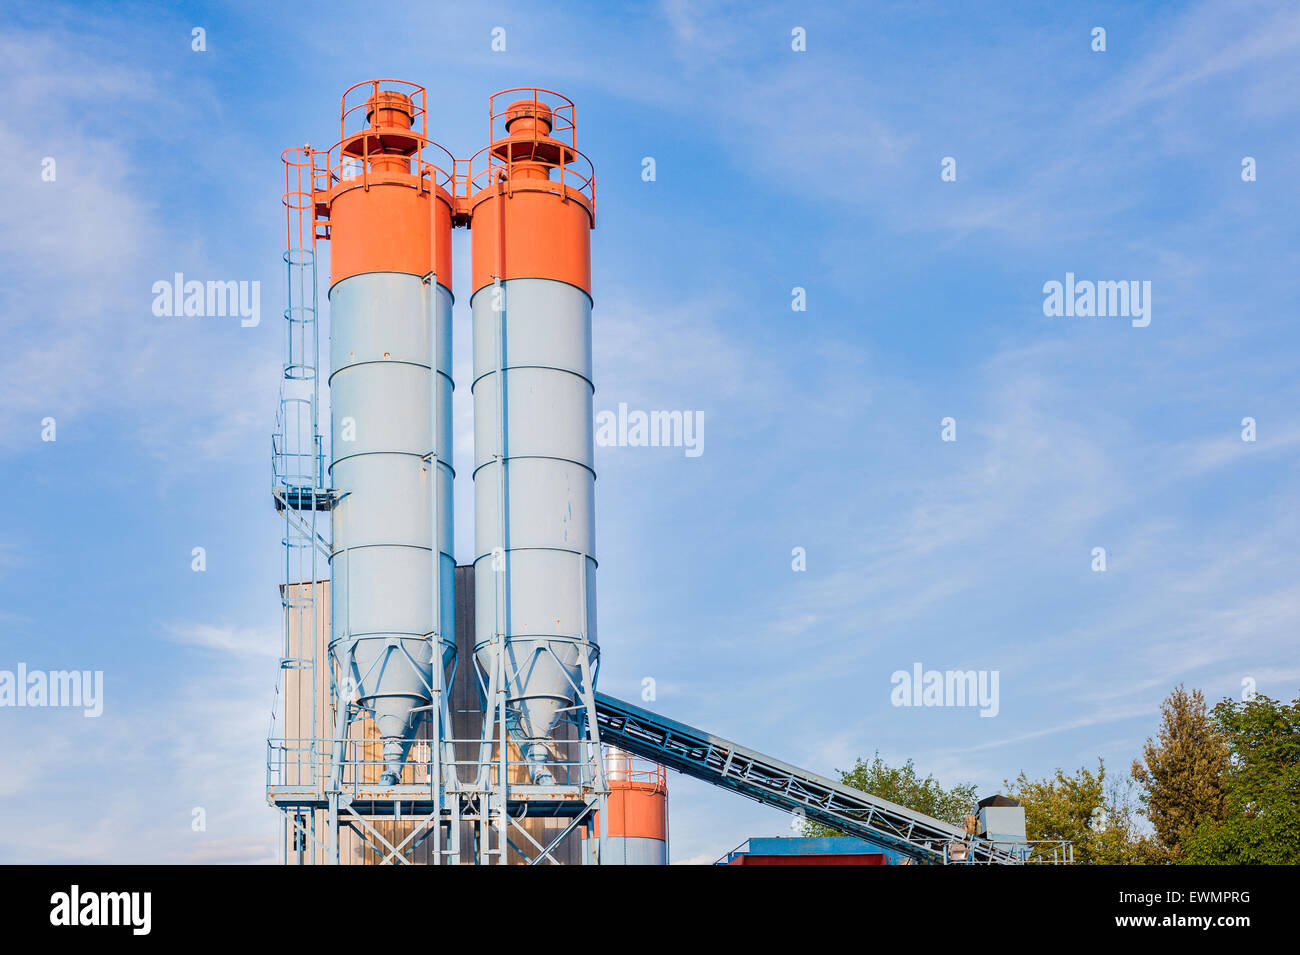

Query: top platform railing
left=314, top=138, right=457, bottom=195
left=338, top=79, right=428, bottom=146
left=305, top=79, right=458, bottom=240
left=461, top=86, right=595, bottom=213
left=295, top=83, right=595, bottom=240
left=604, top=750, right=667, bottom=790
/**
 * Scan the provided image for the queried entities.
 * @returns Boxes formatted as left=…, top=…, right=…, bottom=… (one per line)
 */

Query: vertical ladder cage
left=271, top=146, right=332, bottom=863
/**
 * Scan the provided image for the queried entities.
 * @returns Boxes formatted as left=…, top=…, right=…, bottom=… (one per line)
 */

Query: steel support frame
left=270, top=623, right=607, bottom=865
left=466, top=630, right=608, bottom=865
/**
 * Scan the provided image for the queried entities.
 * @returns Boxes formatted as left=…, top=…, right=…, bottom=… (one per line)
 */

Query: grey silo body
left=602, top=837, right=668, bottom=866
left=471, top=277, right=597, bottom=781
left=329, top=272, right=455, bottom=781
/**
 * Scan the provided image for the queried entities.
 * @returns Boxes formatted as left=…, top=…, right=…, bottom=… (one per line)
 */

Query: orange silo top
left=465, top=89, right=595, bottom=296
left=603, top=751, right=668, bottom=842
left=313, top=80, right=455, bottom=289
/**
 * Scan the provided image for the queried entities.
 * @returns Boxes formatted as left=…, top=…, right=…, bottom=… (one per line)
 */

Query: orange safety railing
left=298, top=82, right=596, bottom=238
left=338, top=78, right=428, bottom=147
left=316, top=138, right=456, bottom=197
left=462, top=87, right=595, bottom=217
left=308, top=79, right=457, bottom=242
left=604, top=750, right=668, bottom=791
left=282, top=147, right=317, bottom=251
left=492, top=87, right=578, bottom=150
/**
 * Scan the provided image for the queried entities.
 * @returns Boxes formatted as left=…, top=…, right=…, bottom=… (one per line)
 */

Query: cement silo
left=600, top=746, right=669, bottom=865
left=468, top=91, right=598, bottom=785
left=323, top=81, right=457, bottom=785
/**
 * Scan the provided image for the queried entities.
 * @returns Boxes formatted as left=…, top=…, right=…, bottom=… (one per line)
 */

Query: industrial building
left=266, top=79, right=1066, bottom=865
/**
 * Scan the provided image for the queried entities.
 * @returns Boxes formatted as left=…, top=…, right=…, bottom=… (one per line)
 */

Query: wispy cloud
left=163, top=624, right=279, bottom=658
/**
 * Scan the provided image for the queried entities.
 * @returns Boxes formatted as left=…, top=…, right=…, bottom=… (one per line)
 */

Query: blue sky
left=1, top=0, right=1298, bottom=864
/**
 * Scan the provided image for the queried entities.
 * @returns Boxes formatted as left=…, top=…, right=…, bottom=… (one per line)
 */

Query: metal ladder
left=270, top=148, right=335, bottom=863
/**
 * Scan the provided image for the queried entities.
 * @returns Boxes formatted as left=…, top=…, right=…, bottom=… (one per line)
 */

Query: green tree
left=1005, top=759, right=1154, bottom=864
left=1180, top=691, right=1300, bottom=864
left=1130, top=684, right=1229, bottom=858
left=802, top=752, right=976, bottom=836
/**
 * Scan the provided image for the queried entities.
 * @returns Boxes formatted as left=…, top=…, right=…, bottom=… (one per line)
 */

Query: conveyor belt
left=593, top=693, right=1020, bottom=864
